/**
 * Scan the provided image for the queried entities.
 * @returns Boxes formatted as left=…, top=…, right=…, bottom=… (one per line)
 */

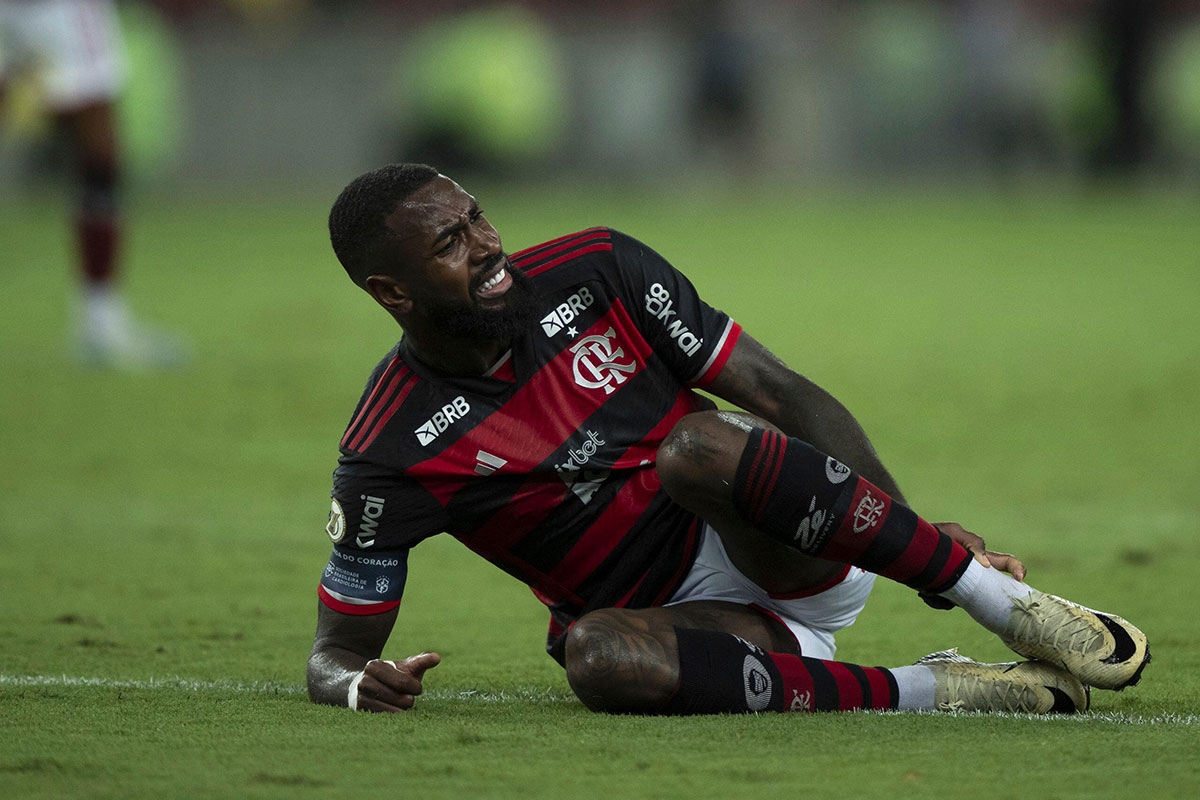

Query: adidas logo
left=474, top=450, right=508, bottom=476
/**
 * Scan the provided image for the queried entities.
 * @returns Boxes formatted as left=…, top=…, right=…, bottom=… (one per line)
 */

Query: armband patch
left=318, top=548, right=407, bottom=615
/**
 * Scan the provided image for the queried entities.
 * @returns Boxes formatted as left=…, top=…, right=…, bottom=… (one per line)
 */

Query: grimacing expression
left=385, top=176, right=539, bottom=339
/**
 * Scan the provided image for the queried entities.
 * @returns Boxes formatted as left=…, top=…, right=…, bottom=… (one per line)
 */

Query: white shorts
left=0, top=0, right=125, bottom=109
left=666, top=524, right=876, bottom=660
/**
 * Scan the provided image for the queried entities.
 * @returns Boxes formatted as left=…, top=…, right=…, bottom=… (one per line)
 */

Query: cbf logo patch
left=326, top=499, right=346, bottom=543
left=570, top=327, right=636, bottom=395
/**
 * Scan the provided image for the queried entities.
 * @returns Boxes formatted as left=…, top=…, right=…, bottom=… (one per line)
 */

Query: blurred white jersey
left=0, top=0, right=125, bottom=109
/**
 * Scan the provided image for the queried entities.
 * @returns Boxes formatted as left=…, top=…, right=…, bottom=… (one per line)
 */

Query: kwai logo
left=414, top=396, right=470, bottom=446
left=644, top=283, right=703, bottom=357
left=540, top=287, right=595, bottom=336
left=356, top=495, right=385, bottom=548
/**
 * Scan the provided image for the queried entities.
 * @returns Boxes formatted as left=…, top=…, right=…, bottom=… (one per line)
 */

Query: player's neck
left=404, top=333, right=512, bottom=377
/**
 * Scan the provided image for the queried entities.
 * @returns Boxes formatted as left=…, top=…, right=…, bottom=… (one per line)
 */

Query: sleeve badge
left=326, top=498, right=346, bottom=543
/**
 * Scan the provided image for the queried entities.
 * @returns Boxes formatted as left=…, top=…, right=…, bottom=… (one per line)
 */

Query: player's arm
left=705, top=330, right=908, bottom=505
left=307, top=603, right=441, bottom=712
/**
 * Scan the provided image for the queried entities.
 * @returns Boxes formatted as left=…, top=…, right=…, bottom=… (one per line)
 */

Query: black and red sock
left=733, top=428, right=970, bottom=594
left=76, top=165, right=120, bottom=285
left=664, top=627, right=899, bottom=714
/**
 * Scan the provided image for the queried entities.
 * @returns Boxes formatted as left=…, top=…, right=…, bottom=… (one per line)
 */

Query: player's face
left=386, top=176, right=537, bottom=339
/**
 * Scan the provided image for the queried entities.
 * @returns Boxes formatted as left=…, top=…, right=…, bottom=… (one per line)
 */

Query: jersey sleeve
left=317, top=459, right=446, bottom=616
left=608, top=229, right=742, bottom=389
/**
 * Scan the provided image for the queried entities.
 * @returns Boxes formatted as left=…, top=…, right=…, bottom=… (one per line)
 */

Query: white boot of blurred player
left=76, top=284, right=189, bottom=370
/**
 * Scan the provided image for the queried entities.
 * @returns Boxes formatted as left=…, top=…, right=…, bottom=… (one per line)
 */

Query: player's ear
left=365, top=274, right=413, bottom=315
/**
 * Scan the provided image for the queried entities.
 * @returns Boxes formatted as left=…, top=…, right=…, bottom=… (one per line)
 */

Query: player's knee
left=657, top=411, right=720, bottom=498
left=659, top=411, right=766, bottom=505
left=564, top=611, right=675, bottom=714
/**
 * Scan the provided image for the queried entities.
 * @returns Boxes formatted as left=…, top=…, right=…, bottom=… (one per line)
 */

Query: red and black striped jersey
left=318, top=228, right=742, bottom=663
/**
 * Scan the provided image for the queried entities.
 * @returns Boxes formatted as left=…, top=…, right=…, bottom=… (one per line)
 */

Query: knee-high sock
left=663, top=628, right=933, bottom=714
left=76, top=165, right=120, bottom=285
left=732, top=428, right=971, bottom=594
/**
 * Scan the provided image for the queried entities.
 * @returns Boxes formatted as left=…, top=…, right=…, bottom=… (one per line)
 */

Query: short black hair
left=328, top=163, right=440, bottom=288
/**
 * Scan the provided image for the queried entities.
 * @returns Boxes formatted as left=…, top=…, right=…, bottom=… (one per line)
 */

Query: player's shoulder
left=511, top=226, right=656, bottom=291
left=337, top=342, right=430, bottom=457
left=510, top=226, right=614, bottom=286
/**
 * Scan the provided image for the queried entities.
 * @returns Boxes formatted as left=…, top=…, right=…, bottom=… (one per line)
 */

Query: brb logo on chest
left=570, top=327, right=636, bottom=395
left=414, top=396, right=470, bottom=446
left=541, top=286, right=594, bottom=336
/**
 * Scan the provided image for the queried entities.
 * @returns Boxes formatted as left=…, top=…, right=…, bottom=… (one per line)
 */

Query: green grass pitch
left=1, top=183, right=1198, bottom=799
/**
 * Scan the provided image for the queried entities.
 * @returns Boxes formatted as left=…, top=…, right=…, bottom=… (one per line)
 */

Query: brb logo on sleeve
left=414, top=396, right=470, bottom=446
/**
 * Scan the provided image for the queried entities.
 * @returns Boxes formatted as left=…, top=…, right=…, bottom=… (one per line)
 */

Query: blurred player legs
left=0, top=0, right=186, bottom=369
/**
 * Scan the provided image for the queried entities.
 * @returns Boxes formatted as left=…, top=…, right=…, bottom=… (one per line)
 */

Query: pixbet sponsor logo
left=644, top=283, right=703, bottom=358
left=356, top=495, right=385, bottom=548
left=556, top=430, right=607, bottom=503
left=570, top=328, right=636, bottom=395
left=540, top=287, right=594, bottom=336
left=414, top=396, right=470, bottom=446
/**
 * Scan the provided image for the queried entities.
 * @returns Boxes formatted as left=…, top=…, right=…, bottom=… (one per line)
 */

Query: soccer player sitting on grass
left=307, top=164, right=1150, bottom=716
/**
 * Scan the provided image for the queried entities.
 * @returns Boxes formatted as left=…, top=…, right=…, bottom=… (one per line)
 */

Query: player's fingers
left=364, top=660, right=424, bottom=696
left=398, top=651, right=442, bottom=682
left=985, top=550, right=1026, bottom=581
left=357, top=673, right=414, bottom=709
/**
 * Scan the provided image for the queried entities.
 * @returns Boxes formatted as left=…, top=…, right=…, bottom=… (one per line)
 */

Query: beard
left=424, top=255, right=540, bottom=341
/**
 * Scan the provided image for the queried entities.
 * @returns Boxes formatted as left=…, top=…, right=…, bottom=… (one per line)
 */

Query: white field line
left=0, top=673, right=573, bottom=704
left=2, top=674, right=1195, bottom=725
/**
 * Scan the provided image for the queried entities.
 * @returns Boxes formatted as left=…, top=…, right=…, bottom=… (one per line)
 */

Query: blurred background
left=4, top=0, right=1200, bottom=188
left=3, top=7, right=1199, bottom=785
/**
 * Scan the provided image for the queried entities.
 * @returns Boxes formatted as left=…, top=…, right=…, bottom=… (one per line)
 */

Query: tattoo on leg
left=568, top=616, right=677, bottom=712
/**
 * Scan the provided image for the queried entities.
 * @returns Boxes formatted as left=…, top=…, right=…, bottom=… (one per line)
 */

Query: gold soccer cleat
left=918, top=649, right=1089, bottom=714
left=999, top=590, right=1150, bottom=691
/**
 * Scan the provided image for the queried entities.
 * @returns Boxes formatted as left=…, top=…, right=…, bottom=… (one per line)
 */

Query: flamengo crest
left=570, top=327, right=636, bottom=395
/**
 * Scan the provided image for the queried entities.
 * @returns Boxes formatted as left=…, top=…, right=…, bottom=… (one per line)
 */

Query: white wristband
left=347, top=669, right=366, bottom=710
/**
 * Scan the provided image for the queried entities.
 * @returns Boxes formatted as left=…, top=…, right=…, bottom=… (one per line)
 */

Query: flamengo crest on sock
left=732, top=428, right=971, bottom=594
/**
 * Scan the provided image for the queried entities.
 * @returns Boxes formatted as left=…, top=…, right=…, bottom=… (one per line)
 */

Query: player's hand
left=350, top=652, right=441, bottom=713
left=934, top=521, right=1027, bottom=581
